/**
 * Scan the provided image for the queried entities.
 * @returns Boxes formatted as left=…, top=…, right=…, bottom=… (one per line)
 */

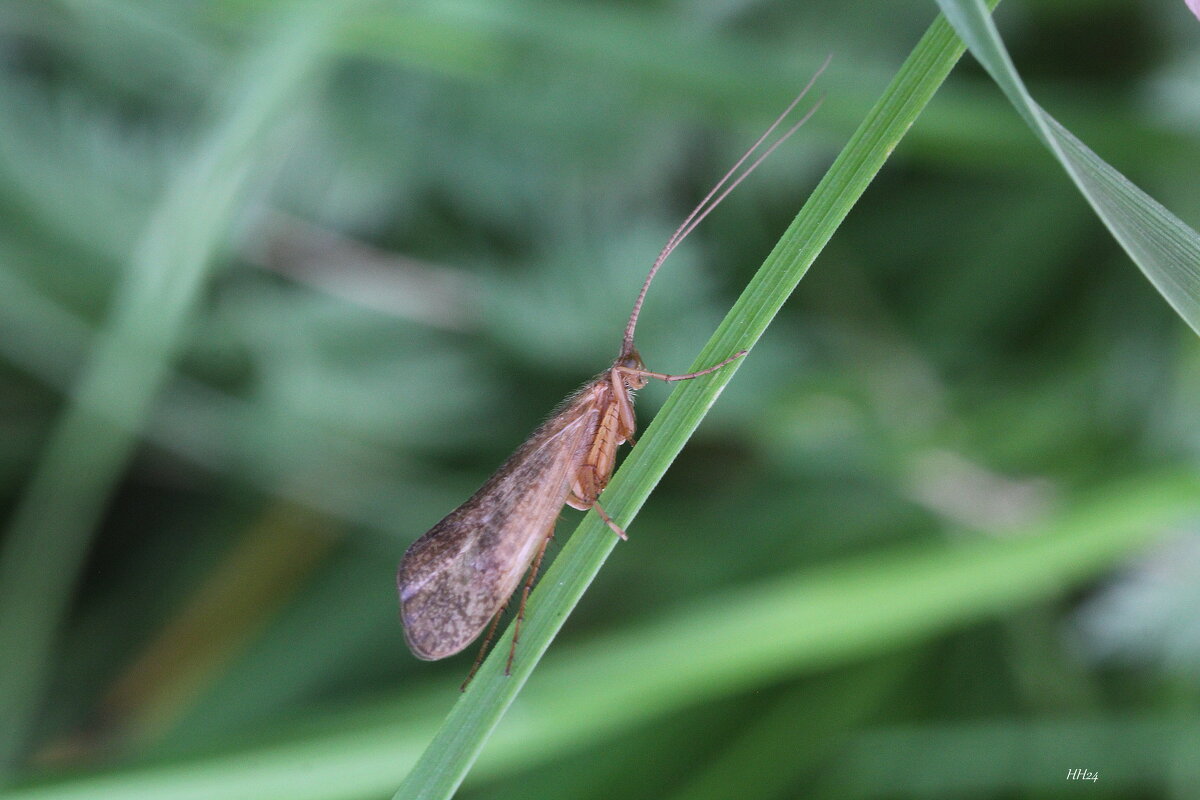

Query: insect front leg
left=621, top=349, right=748, bottom=383
left=609, top=370, right=637, bottom=440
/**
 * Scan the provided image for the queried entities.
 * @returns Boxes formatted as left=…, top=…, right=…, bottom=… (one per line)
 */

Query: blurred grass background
left=1, top=0, right=1199, bottom=798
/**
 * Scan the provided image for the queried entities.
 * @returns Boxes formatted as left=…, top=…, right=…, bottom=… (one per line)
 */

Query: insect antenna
left=620, top=55, right=830, bottom=358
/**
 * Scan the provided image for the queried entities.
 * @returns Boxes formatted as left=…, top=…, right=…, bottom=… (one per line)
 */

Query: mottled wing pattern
left=397, top=384, right=604, bottom=660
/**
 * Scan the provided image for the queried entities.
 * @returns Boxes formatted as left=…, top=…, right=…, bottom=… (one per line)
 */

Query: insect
left=397, top=67, right=826, bottom=682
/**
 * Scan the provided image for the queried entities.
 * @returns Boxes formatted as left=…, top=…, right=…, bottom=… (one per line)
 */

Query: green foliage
left=0, top=1, right=1198, bottom=799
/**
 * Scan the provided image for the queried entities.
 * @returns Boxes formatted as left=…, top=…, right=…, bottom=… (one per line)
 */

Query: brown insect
left=397, top=69, right=825, bottom=682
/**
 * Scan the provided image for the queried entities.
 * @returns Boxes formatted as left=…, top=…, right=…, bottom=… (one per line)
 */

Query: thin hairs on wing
left=397, top=393, right=601, bottom=660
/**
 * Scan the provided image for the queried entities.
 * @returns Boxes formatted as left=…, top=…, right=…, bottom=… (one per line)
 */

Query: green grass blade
left=3, top=468, right=1194, bottom=800
left=0, top=1, right=360, bottom=774
left=935, top=0, right=1200, bottom=336
left=392, top=5, right=1001, bottom=798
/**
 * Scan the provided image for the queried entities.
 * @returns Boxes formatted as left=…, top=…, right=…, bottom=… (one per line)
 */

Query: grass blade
left=5, top=467, right=1194, bottom=800
left=0, top=0, right=360, bottom=774
left=935, top=0, right=1200, bottom=335
left=392, top=4, right=1002, bottom=798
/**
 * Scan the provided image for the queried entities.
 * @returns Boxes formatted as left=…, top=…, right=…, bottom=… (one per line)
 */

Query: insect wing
left=397, top=393, right=600, bottom=660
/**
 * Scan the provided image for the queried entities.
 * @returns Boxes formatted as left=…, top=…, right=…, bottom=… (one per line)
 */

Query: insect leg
left=589, top=497, right=629, bottom=541
left=571, top=467, right=629, bottom=541
left=461, top=597, right=510, bottom=691
left=567, top=399, right=623, bottom=510
left=507, top=528, right=555, bottom=675
left=610, top=370, right=637, bottom=437
left=622, top=349, right=748, bottom=383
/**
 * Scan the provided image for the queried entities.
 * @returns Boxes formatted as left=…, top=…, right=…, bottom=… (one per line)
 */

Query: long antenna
left=620, top=55, right=830, bottom=356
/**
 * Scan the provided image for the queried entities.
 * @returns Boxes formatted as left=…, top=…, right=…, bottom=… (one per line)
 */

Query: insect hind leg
left=461, top=598, right=510, bottom=691
left=506, top=526, right=555, bottom=675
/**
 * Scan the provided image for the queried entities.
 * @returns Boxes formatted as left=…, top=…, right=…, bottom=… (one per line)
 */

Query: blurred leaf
left=836, top=717, right=1200, bottom=797
left=4, top=469, right=1197, bottom=800
left=0, top=0, right=364, bottom=775
left=1075, top=532, right=1200, bottom=673
left=936, top=0, right=1200, bottom=336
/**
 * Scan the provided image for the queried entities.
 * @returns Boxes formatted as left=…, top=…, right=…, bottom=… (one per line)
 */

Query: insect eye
left=618, top=356, right=645, bottom=373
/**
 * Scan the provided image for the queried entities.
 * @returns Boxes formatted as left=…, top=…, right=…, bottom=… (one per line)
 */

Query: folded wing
left=397, top=390, right=601, bottom=660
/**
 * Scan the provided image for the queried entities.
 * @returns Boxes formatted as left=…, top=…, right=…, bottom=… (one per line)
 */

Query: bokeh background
left=2, top=1, right=1200, bottom=798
